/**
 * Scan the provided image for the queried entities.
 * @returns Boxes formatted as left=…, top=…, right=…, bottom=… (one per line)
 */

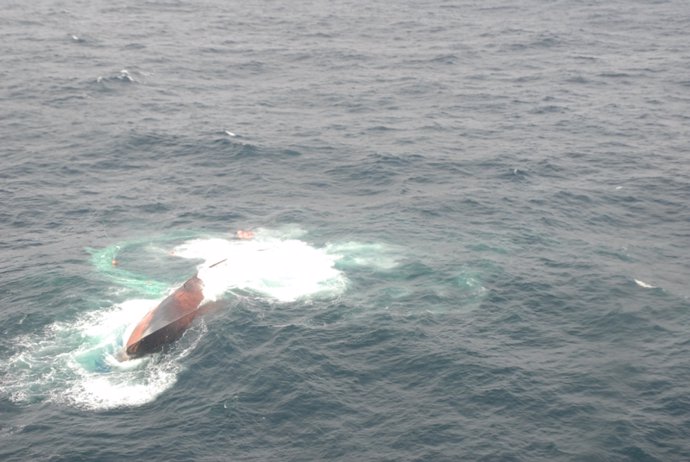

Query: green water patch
left=88, top=244, right=168, bottom=297
left=86, top=230, right=208, bottom=297
left=336, top=253, right=492, bottom=317
left=326, top=241, right=401, bottom=271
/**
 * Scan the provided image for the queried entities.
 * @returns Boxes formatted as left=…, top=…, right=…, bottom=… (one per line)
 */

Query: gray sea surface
left=1, top=0, right=689, bottom=460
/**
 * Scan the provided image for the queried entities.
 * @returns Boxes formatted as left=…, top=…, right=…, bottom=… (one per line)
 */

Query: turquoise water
left=1, top=0, right=690, bottom=460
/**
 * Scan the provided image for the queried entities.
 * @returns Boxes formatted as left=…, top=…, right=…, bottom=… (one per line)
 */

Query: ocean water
left=1, top=0, right=689, bottom=460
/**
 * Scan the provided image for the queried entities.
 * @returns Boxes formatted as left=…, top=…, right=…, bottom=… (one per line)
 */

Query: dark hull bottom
left=123, top=275, right=205, bottom=360
left=125, top=310, right=199, bottom=358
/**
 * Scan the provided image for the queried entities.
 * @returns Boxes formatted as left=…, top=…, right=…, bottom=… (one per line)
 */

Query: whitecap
left=634, top=279, right=656, bottom=289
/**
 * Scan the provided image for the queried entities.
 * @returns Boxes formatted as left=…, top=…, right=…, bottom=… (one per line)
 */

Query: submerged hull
left=125, top=275, right=205, bottom=359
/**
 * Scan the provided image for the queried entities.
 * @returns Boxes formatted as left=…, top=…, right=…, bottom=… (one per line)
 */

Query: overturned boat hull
left=124, top=275, right=206, bottom=359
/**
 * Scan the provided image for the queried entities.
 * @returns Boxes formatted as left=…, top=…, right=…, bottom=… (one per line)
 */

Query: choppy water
left=2, top=0, right=689, bottom=460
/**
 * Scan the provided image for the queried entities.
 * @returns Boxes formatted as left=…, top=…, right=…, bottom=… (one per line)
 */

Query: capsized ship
left=123, top=274, right=207, bottom=359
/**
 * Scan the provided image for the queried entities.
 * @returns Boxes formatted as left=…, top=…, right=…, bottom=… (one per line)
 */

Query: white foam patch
left=0, top=299, right=189, bottom=410
left=173, top=233, right=348, bottom=302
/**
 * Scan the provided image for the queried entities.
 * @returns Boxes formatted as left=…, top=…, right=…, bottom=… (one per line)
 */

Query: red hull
left=125, top=275, right=205, bottom=359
